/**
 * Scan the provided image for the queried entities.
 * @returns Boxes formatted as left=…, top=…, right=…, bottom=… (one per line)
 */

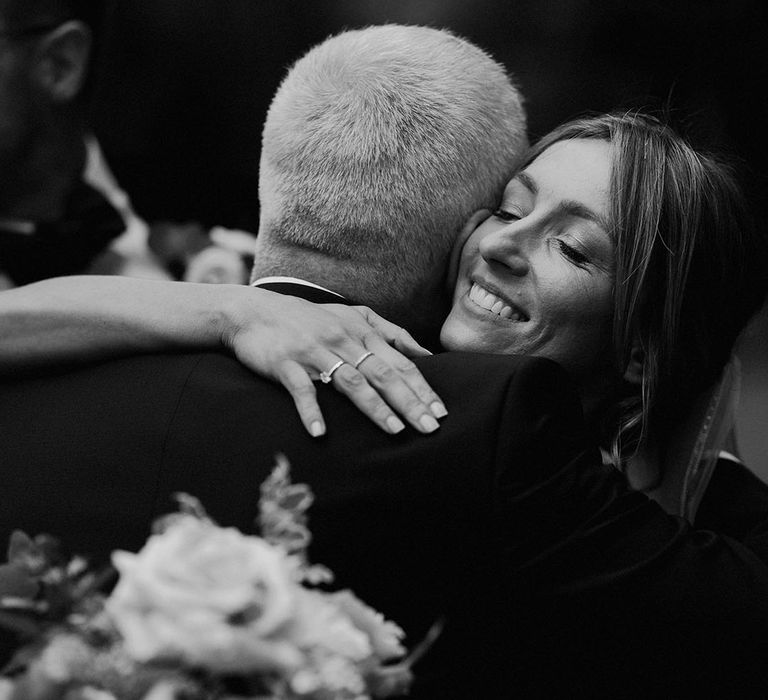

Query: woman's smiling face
left=440, top=138, right=619, bottom=404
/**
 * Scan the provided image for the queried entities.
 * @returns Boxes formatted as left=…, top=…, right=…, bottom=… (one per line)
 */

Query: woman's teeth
left=469, top=283, right=524, bottom=320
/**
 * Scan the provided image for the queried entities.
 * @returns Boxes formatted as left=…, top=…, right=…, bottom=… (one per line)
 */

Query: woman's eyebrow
left=557, top=200, right=611, bottom=234
left=515, top=170, right=611, bottom=234
left=515, top=170, right=537, bottom=195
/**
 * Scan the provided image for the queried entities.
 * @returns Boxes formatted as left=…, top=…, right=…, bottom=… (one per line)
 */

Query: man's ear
left=445, top=209, right=490, bottom=295
left=623, top=340, right=644, bottom=386
left=32, top=20, right=91, bottom=103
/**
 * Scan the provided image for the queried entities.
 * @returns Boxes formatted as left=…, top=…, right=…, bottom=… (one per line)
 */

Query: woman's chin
left=439, top=316, right=479, bottom=352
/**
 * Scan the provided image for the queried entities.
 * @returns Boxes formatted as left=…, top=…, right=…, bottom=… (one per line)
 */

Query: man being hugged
left=0, top=25, right=546, bottom=698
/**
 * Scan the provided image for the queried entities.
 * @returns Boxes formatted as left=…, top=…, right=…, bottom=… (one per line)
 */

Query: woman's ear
left=32, top=20, right=91, bottom=103
left=445, top=209, right=490, bottom=296
left=623, top=342, right=644, bottom=385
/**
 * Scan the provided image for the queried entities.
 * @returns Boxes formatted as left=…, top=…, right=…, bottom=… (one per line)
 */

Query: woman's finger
left=275, top=360, right=326, bottom=437
left=320, top=307, right=447, bottom=425
left=326, top=361, right=408, bottom=434
left=312, top=346, right=413, bottom=435
left=227, top=291, right=447, bottom=435
left=361, top=333, right=448, bottom=419
left=320, top=333, right=443, bottom=433
left=346, top=351, right=442, bottom=433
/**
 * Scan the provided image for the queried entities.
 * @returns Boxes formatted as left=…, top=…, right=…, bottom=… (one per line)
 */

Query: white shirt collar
left=0, top=218, right=35, bottom=234
left=251, top=276, right=345, bottom=299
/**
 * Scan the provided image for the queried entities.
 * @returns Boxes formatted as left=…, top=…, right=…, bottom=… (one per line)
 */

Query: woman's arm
left=0, top=276, right=446, bottom=437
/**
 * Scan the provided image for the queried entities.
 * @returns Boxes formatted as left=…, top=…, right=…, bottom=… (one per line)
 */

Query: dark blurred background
left=90, top=0, right=768, bottom=479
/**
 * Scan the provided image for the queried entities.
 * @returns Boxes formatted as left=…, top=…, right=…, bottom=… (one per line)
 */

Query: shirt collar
left=0, top=218, right=35, bottom=234
left=251, top=276, right=346, bottom=299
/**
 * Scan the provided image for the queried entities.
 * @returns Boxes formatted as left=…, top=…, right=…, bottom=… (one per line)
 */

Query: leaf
left=0, top=597, right=45, bottom=613
left=363, top=620, right=444, bottom=699
left=70, top=567, right=116, bottom=603
left=171, top=493, right=210, bottom=520
left=6, top=531, right=34, bottom=564
left=0, top=609, right=44, bottom=638
left=7, top=533, right=67, bottom=579
left=0, top=564, right=39, bottom=600
left=7, top=532, right=46, bottom=577
left=365, top=664, right=414, bottom=698
left=31, top=535, right=66, bottom=569
left=401, top=617, right=444, bottom=669
left=258, top=455, right=316, bottom=559
left=299, top=563, right=334, bottom=586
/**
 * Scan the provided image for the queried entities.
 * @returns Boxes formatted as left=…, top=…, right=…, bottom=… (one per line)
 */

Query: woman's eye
left=556, top=240, right=590, bottom=266
left=492, top=208, right=521, bottom=222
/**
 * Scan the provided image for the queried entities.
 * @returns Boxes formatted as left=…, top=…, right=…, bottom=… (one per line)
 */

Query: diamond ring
left=319, top=359, right=346, bottom=384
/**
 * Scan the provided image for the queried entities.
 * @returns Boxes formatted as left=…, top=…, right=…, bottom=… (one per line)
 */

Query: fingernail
left=310, top=421, right=325, bottom=437
left=387, top=415, right=406, bottom=433
left=430, top=401, right=448, bottom=418
left=419, top=414, right=440, bottom=432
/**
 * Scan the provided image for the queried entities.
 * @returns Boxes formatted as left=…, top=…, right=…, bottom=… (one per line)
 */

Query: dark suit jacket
left=0, top=348, right=586, bottom=692
left=4, top=348, right=768, bottom=697
left=3, top=273, right=768, bottom=696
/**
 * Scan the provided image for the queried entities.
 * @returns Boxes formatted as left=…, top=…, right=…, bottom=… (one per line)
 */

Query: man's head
left=254, top=24, right=527, bottom=346
left=0, top=0, right=98, bottom=215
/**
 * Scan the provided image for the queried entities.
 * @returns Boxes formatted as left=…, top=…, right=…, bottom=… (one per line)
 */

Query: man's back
left=3, top=351, right=768, bottom=696
left=0, top=350, right=587, bottom=695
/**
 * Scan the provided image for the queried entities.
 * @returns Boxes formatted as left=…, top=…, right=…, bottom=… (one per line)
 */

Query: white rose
left=329, top=591, right=406, bottom=661
left=107, top=516, right=303, bottom=674
left=0, top=679, right=15, bottom=700
left=287, top=588, right=372, bottom=662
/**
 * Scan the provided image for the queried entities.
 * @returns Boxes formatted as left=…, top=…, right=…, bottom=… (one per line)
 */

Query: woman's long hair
left=525, top=112, right=766, bottom=468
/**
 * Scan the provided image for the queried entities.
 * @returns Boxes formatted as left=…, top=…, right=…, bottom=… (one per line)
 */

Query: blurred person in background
left=0, top=0, right=172, bottom=286
left=0, top=0, right=260, bottom=287
left=148, top=220, right=255, bottom=284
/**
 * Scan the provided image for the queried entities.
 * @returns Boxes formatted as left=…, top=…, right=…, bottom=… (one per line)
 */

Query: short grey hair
left=254, top=24, right=526, bottom=335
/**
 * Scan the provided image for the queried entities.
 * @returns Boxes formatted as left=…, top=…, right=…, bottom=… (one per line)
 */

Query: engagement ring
left=319, top=359, right=346, bottom=384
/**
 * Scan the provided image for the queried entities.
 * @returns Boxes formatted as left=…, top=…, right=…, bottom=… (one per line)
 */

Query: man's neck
left=251, top=245, right=352, bottom=297
left=251, top=243, right=447, bottom=351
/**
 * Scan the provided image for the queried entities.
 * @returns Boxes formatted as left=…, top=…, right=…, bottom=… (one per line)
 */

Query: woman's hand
left=0, top=277, right=447, bottom=438
left=221, top=288, right=448, bottom=437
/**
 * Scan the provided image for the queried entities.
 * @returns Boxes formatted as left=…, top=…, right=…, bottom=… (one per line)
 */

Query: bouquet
left=0, top=457, right=433, bottom=699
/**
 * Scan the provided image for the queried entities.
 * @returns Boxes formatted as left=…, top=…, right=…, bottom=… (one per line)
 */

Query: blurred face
left=440, top=138, right=619, bottom=407
left=0, top=15, right=38, bottom=177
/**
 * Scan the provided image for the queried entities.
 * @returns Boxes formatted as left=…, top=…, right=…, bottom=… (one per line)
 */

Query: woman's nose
left=478, top=225, right=530, bottom=276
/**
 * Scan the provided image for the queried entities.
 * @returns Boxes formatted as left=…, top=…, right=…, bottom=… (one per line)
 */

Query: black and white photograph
left=1, top=1, right=767, bottom=697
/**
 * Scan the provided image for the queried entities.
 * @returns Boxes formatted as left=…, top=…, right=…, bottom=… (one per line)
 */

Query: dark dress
left=696, top=458, right=768, bottom=562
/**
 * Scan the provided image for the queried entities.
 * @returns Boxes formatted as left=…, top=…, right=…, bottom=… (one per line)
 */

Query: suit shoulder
left=416, top=352, right=578, bottom=398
